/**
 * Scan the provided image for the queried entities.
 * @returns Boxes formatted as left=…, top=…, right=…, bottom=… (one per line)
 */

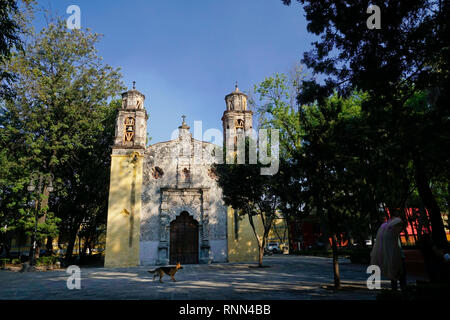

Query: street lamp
left=27, top=172, right=54, bottom=266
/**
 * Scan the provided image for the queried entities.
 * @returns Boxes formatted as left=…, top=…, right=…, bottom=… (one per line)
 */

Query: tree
left=215, top=142, right=281, bottom=267
left=251, top=71, right=376, bottom=287
left=294, top=93, right=361, bottom=288
left=251, top=70, right=411, bottom=288
left=250, top=70, right=306, bottom=251
left=1, top=18, right=124, bottom=261
left=283, top=0, right=450, bottom=249
left=54, top=99, right=120, bottom=262
left=0, top=0, right=34, bottom=98
left=0, top=2, right=35, bottom=255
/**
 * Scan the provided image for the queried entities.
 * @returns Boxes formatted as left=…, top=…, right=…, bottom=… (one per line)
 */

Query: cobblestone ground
left=0, top=255, right=421, bottom=300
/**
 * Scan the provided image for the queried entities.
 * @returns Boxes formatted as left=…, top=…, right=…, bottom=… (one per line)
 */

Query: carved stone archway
left=157, top=188, right=212, bottom=265
left=170, top=211, right=198, bottom=264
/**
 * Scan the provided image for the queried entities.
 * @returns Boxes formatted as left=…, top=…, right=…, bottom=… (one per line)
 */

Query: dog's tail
left=147, top=269, right=157, bottom=274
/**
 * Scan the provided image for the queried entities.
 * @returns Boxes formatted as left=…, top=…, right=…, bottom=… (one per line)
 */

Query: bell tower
left=222, top=84, right=262, bottom=263
left=112, top=83, right=147, bottom=149
left=105, top=83, right=148, bottom=267
left=221, top=83, right=253, bottom=150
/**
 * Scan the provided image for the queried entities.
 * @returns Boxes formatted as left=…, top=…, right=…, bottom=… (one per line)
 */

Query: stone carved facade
left=105, top=84, right=254, bottom=267
left=140, top=120, right=227, bottom=265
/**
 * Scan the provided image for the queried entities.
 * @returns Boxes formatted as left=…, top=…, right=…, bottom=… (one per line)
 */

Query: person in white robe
left=370, top=210, right=406, bottom=290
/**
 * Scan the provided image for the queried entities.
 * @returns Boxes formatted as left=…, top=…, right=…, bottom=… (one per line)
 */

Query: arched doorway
left=170, top=211, right=199, bottom=264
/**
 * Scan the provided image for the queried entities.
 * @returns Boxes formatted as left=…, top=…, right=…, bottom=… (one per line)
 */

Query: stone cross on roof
left=179, top=115, right=190, bottom=130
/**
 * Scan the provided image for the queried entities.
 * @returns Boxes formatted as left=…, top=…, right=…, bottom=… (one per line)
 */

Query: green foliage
left=252, top=73, right=397, bottom=286
left=283, top=0, right=450, bottom=248
left=214, top=139, right=282, bottom=266
left=0, top=17, right=124, bottom=260
left=36, top=256, right=58, bottom=266
left=0, top=258, right=9, bottom=266
left=0, top=0, right=35, bottom=98
left=251, top=70, right=303, bottom=159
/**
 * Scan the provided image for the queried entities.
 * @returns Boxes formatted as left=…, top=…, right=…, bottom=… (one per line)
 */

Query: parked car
left=267, top=242, right=280, bottom=253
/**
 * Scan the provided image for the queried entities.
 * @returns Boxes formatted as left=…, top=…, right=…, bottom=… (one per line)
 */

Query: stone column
left=199, top=190, right=212, bottom=264
left=157, top=214, right=169, bottom=265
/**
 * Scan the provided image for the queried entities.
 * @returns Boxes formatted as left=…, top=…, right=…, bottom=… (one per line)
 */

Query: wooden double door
left=169, top=211, right=199, bottom=264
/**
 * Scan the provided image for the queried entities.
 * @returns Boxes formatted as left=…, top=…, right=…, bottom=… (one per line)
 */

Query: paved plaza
left=0, top=255, right=420, bottom=300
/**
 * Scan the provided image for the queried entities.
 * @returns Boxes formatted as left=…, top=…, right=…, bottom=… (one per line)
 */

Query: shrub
left=11, top=258, right=20, bottom=265
left=0, top=258, right=10, bottom=267
left=36, top=256, right=59, bottom=266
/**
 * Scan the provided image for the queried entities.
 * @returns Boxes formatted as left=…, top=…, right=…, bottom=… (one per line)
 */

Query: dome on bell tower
left=121, top=81, right=146, bottom=110
left=221, top=82, right=253, bottom=150
left=224, top=82, right=248, bottom=111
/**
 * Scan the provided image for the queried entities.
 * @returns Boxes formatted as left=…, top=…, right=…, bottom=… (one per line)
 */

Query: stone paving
left=0, top=255, right=421, bottom=300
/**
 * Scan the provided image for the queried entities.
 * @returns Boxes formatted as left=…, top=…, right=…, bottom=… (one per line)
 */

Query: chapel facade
left=104, top=85, right=260, bottom=267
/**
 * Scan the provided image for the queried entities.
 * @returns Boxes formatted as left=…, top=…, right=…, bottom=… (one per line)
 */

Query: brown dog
left=148, top=262, right=183, bottom=283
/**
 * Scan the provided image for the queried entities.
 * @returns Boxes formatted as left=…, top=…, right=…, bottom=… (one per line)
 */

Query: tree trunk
left=28, top=237, right=40, bottom=264
left=331, top=234, right=341, bottom=289
left=65, top=231, right=78, bottom=264
left=28, top=236, right=34, bottom=263
left=248, top=214, right=265, bottom=267
left=258, top=243, right=264, bottom=267
left=286, top=217, right=292, bottom=253
left=413, top=156, right=448, bottom=249
left=46, top=236, right=53, bottom=255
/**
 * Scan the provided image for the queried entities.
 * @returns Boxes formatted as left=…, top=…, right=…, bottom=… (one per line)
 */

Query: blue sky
left=34, top=0, right=316, bottom=144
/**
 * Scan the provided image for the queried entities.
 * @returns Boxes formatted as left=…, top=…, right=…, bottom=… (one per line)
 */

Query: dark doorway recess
left=170, top=211, right=199, bottom=264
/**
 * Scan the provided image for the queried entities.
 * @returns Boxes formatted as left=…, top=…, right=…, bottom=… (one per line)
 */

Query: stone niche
left=157, top=187, right=212, bottom=265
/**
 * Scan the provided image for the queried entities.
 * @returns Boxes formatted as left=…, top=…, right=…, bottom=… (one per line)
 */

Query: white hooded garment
left=370, top=217, right=404, bottom=280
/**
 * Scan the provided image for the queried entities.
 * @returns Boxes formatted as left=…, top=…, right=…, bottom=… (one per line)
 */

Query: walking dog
left=148, top=262, right=183, bottom=283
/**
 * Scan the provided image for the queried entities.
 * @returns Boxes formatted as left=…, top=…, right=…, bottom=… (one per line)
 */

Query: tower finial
left=132, top=81, right=136, bottom=90
left=235, top=81, right=238, bottom=91
left=179, top=115, right=190, bottom=130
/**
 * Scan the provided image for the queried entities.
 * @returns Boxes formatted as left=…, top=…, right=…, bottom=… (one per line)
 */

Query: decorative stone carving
left=208, top=167, right=217, bottom=180
left=140, top=116, right=228, bottom=265
left=120, top=208, right=130, bottom=217
left=152, top=166, right=164, bottom=179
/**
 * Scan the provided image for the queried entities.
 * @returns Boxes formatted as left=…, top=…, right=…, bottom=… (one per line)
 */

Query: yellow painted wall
left=104, top=152, right=143, bottom=267
left=227, top=207, right=264, bottom=263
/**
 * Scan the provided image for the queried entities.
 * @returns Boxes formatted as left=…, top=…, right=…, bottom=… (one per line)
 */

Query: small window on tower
left=182, top=168, right=191, bottom=183
left=124, top=117, right=135, bottom=142
left=235, top=119, right=244, bottom=134
left=229, top=100, right=234, bottom=111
